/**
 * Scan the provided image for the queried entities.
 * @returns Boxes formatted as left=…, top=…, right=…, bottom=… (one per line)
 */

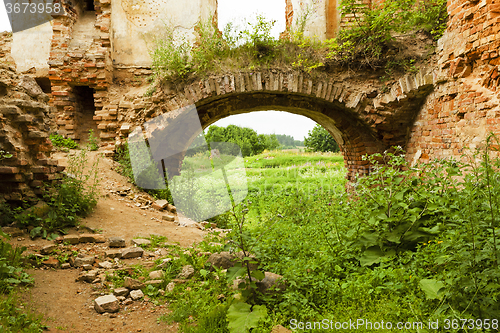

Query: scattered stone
left=79, top=233, right=100, bottom=243
left=197, top=252, right=211, bottom=257
left=76, top=270, right=98, bottom=283
left=149, top=270, right=164, bottom=280
left=105, top=249, right=122, bottom=259
left=166, top=282, right=175, bottom=292
left=121, top=247, right=144, bottom=259
left=108, top=237, right=126, bottom=248
left=116, top=296, right=126, bottom=302
left=162, top=214, right=175, bottom=222
left=145, top=280, right=162, bottom=286
left=74, top=256, right=95, bottom=267
left=129, top=289, right=144, bottom=301
left=207, top=252, right=235, bottom=269
left=94, top=295, right=120, bottom=314
left=42, top=257, right=59, bottom=268
left=61, top=263, right=71, bottom=269
left=1, top=227, right=23, bottom=237
left=92, top=278, right=101, bottom=284
left=93, top=235, right=106, bottom=243
left=114, top=287, right=129, bottom=297
left=177, top=265, right=195, bottom=279
left=209, top=242, right=223, bottom=247
left=151, top=200, right=168, bottom=210
left=271, top=325, right=292, bottom=333
left=62, top=234, right=80, bottom=245
left=123, top=277, right=144, bottom=290
left=158, top=289, right=165, bottom=296
left=40, top=244, right=57, bottom=255
left=99, top=261, right=114, bottom=269
left=257, top=272, right=286, bottom=294
left=122, top=298, right=133, bottom=306
left=82, top=264, right=93, bottom=271
left=167, top=204, right=176, bottom=213
left=157, top=258, right=172, bottom=269
left=131, top=239, right=151, bottom=247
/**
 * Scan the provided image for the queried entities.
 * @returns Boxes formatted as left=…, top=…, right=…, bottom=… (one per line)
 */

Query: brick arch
left=196, top=91, right=383, bottom=180
left=146, top=68, right=436, bottom=180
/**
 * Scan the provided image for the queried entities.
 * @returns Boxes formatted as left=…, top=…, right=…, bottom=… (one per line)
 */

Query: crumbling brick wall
left=0, top=32, right=15, bottom=69
left=48, top=0, right=114, bottom=151
left=0, top=65, right=65, bottom=202
left=406, top=0, right=500, bottom=163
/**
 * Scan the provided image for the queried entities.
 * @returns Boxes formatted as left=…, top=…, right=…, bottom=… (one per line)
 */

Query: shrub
left=87, top=129, right=99, bottom=151
left=49, top=133, right=79, bottom=150
left=17, top=149, right=99, bottom=237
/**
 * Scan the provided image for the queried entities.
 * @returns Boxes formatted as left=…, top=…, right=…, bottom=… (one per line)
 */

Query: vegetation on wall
left=149, top=0, right=447, bottom=84
left=0, top=149, right=99, bottom=239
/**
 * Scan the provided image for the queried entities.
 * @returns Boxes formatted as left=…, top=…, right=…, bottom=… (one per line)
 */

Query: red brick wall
left=49, top=0, right=114, bottom=151
left=406, top=0, right=500, bottom=163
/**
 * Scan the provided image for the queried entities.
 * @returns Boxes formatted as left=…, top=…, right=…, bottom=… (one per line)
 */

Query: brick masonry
left=48, top=0, right=113, bottom=150
left=0, top=65, right=65, bottom=202
left=2, top=0, right=500, bottom=190
left=117, top=68, right=436, bottom=180
left=406, top=0, right=500, bottom=163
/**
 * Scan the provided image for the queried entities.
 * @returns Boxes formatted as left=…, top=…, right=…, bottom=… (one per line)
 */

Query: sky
left=0, top=0, right=318, bottom=140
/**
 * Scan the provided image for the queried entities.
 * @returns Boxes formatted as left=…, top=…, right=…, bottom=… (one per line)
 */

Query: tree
left=205, top=125, right=276, bottom=156
left=303, top=124, right=340, bottom=153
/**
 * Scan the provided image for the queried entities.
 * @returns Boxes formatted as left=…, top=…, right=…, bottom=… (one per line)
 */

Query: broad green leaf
left=47, top=233, right=60, bottom=241
left=30, top=227, right=42, bottom=239
left=250, top=270, right=265, bottom=281
left=359, top=246, right=383, bottom=266
left=227, top=266, right=247, bottom=282
left=200, top=269, right=209, bottom=277
left=227, top=302, right=267, bottom=333
left=419, top=279, right=445, bottom=300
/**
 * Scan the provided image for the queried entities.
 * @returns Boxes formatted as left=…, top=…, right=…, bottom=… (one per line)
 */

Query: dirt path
left=11, top=150, right=209, bottom=332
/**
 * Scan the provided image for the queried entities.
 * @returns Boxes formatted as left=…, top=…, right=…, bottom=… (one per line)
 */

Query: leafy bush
left=49, top=133, right=79, bottom=150
left=0, top=233, right=32, bottom=293
left=86, top=129, right=99, bottom=151
left=0, top=231, right=45, bottom=332
left=15, top=149, right=99, bottom=237
left=205, top=125, right=280, bottom=157
left=303, top=124, right=339, bottom=153
left=329, top=0, right=448, bottom=67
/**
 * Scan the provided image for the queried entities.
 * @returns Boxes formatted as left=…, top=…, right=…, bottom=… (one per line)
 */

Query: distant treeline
left=274, top=134, right=304, bottom=148
left=187, top=124, right=337, bottom=157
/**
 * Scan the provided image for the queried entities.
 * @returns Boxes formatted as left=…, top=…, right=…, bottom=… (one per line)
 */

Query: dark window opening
left=35, top=78, right=51, bottom=94
left=72, top=85, right=100, bottom=143
left=84, top=0, right=95, bottom=11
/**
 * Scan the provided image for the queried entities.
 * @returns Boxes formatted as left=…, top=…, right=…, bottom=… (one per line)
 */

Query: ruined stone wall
left=0, top=65, right=64, bottom=202
left=0, top=32, right=15, bottom=68
left=406, top=0, right=500, bottom=163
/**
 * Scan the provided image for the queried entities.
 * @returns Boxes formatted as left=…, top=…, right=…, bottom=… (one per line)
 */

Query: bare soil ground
left=10, top=151, right=209, bottom=333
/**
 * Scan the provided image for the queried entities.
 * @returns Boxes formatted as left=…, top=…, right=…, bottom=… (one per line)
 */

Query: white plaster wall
left=291, top=0, right=327, bottom=40
left=11, top=21, right=53, bottom=76
left=111, top=0, right=217, bottom=67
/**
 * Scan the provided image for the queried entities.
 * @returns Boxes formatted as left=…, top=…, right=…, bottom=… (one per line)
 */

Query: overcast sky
left=0, top=0, right=317, bottom=140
